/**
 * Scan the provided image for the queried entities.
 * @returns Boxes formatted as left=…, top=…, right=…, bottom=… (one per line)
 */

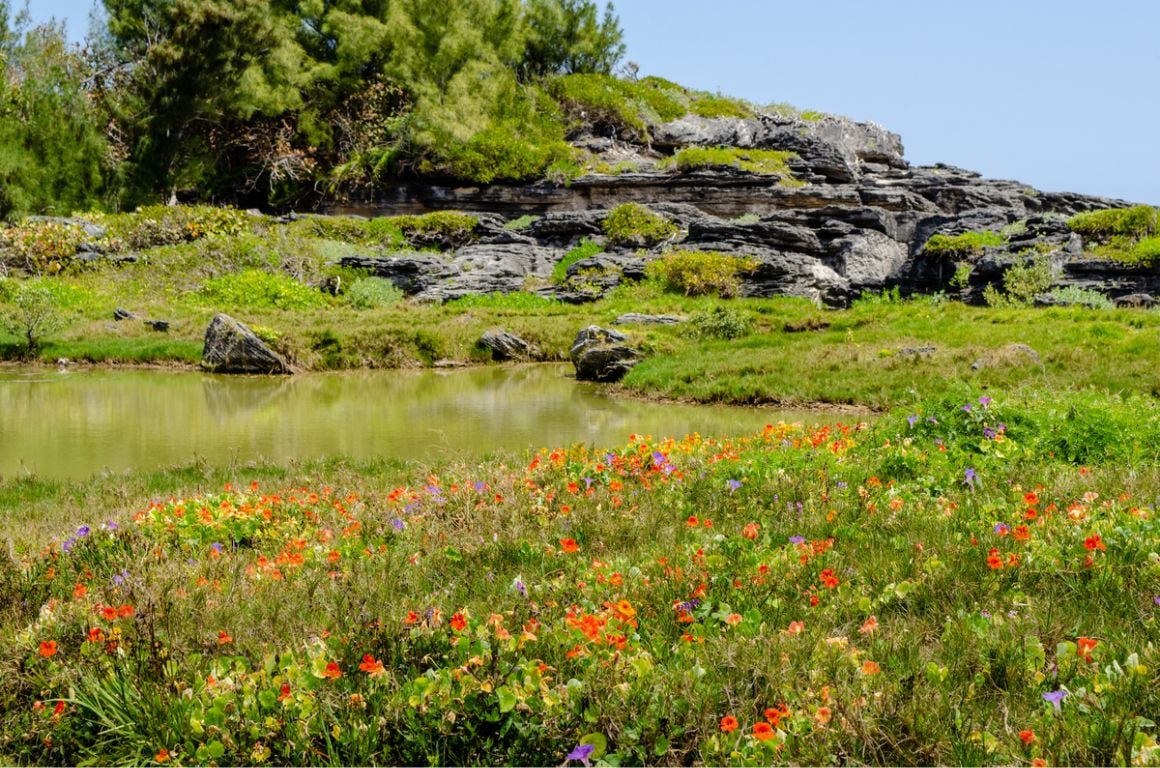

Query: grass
left=660, top=147, right=802, bottom=185
left=1068, top=206, right=1160, bottom=265
left=922, top=230, right=1005, bottom=256
left=1, top=392, right=1158, bottom=765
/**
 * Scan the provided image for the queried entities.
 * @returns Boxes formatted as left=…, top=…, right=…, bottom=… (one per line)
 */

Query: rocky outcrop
left=202, top=313, right=293, bottom=375
left=570, top=326, right=640, bottom=383
left=323, top=110, right=1153, bottom=307
left=479, top=329, right=534, bottom=361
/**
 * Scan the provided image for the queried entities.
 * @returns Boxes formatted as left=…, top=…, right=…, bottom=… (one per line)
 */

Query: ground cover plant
left=1, top=390, right=1158, bottom=765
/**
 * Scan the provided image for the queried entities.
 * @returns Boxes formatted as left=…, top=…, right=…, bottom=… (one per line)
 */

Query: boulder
left=202, top=313, right=292, bottom=375
left=146, top=319, right=170, bottom=332
left=570, top=326, right=640, bottom=383
left=970, top=343, right=1041, bottom=371
left=479, top=329, right=533, bottom=361
left=613, top=313, right=684, bottom=325
left=1115, top=293, right=1155, bottom=309
left=113, top=308, right=136, bottom=321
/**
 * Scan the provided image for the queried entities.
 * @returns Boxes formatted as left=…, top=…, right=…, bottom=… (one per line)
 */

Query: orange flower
left=278, top=683, right=292, bottom=701
left=612, top=600, right=636, bottom=622
left=686, top=515, right=699, bottom=527
left=741, top=522, right=760, bottom=540
left=38, top=640, right=57, bottom=658
left=986, top=549, right=1004, bottom=569
left=765, top=704, right=790, bottom=726
left=404, top=610, right=420, bottom=625
left=1031, top=759, right=1047, bottom=767
left=155, top=748, right=170, bottom=763
left=815, top=706, right=832, bottom=725
left=786, top=620, right=805, bottom=635
left=559, top=538, right=580, bottom=553
left=1077, top=636, right=1098, bottom=661
left=73, top=583, right=87, bottom=599
left=217, top=630, right=233, bottom=645
left=1084, top=534, right=1106, bottom=551
left=819, top=568, right=840, bottom=588
left=1019, top=729, right=1036, bottom=746
left=725, top=613, right=742, bottom=626
left=752, top=721, right=776, bottom=741
left=86, top=627, right=104, bottom=643
left=450, top=612, right=467, bottom=632
left=859, top=615, right=878, bottom=635
left=720, top=715, right=739, bottom=733
left=359, top=654, right=386, bottom=678
left=321, top=661, right=342, bottom=680
left=861, top=660, right=881, bottom=675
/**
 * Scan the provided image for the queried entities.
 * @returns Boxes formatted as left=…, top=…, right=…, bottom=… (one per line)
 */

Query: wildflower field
left=1, top=389, right=1158, bottom=766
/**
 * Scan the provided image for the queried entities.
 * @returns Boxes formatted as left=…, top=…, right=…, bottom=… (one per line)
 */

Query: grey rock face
left=479, top=329, right=534, bottom=361
left=570, top=326, right=640, bottom=383
left=613, top=313, right=685, bottom=325
left=202, top=313, right=292, bottom=374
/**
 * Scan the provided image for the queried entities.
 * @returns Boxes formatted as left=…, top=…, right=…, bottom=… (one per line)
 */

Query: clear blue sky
left=23, top=0, right=1160, bottom=204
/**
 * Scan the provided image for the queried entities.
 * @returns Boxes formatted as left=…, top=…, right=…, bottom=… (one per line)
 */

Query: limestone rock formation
left=479, top=329, right=534, bottom=361
left=570, top=326, right=640, bottom=383
left=202, top=313, right=292, bottom=374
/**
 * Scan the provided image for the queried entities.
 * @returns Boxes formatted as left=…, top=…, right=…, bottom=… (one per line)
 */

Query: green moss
left=688, top=93, right=753, bottom=119
left=601, top=203, right=679, bottom=248
left=799, top=110, right=826, bottom=122
left=644, top=249, right=758, bottom=297
left=1067, top=205, right=1159, bottom=238
left=552, top=237, right=604, bottom=283
left=922, top=231, right=1005, bottom=257
left=659, top=146, right=802, bottom=186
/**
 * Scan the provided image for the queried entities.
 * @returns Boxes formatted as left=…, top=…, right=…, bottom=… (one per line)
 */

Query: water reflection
left=0, top=365, right=820, bottom=480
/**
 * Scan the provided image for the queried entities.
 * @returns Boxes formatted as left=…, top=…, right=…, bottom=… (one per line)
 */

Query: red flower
left=720, top=715, right=738, bottom=733
left=1084, top=534, right=1106, bottom=551
left=1077, top=636, right=1098, bottom=661
left=403, top=610, right=420, bottom=625
left=38, top=640, right=57, bottom=658
left=450, top=612, right=467, bottom=632
left=752, top=721, right=775, bottom=741
left=986, top=549, right=1004, bottom=570
left=741, top=522, right=760, bottom=540
left=359, top=654, right=386, bottom=677
left=217, top=630, right=233, bottom=645
left=559, top=538, right=580, bottom=553
left=321, top=661, right=342, bottom=680
left=1019, top=729, right=1036, bottom=746
left=819, top=568, right=840, bottom=588
left=278, top=683, right=292, bottom=701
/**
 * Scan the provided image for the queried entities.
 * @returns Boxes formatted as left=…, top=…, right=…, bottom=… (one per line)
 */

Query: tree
left=520, top=0, right=624, bottom=79
left=0, top=1, right=109, bottom=218
left=0, top=279, right=67, bottom=357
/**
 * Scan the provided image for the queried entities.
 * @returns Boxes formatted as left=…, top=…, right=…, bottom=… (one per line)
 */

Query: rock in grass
left=570, top=326, right=640, bottom=383
left=202, top=313, right=292, bottom=375
left=479, top=328, right=533, bottom=361
left=613, top=313, right=685, bottom=326
left=971, top=343, right=1040, bottom=371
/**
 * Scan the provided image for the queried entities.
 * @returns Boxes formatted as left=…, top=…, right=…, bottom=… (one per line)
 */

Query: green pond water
left=0, top=364, right=828, bottom=481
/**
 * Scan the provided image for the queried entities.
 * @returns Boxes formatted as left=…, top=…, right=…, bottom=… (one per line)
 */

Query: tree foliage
left=0, top=1, right=108, bottom=219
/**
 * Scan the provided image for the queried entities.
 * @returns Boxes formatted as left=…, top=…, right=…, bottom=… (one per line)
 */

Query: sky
left=21, top=0, right=1160, bottom=204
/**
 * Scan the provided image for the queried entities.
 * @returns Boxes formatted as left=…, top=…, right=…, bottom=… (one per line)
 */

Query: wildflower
left=612, top=600, right=636, bottom=622
left=765, top=705, right=789, bottom=726
left=217, top=630, right=233, bottom=645
left=1019, top=729, right=1036, bottom=746
left=859, top=615, right=878, bottom=635
left=786, top=620, right=805, bottom=635
left=752, top=721, right=776, bottom=741
left=322, top=662, right=342, bottom=680
left=907, top=414, right=918, bottom=428
left=1077, top=636, right=1098, bottom=662
left=513, top=577, right=528, bottom=598
left=450, top=612, right=468, bottom=632
left=986, top=549, right=1004, bottom=570
left=38, top=640, right=58, bottom=658
left=993, top=523, right=1010, bottom=536
left=403, top=610, right=420, bottom=625
left=789, top=535, right=805, bottom=545
left=73, top=583, right=87, bottom=599
left=819, top=568, right=840, bottom=588
left=86, top=628, right=104, bottom=643
left=720, top=715, right=739, bottom=733
left=156, top=748, right=170, bottom=763
left=741, top=522, right=760, bottom=540
left=725, top=613, right=742, bottom=627
left=52, top=701, right=66, bottom=717
left=1084, top=534, right=1106, bottom=551
left=686, top=515, right=699, bottom=527
left=1042, top=689, right=1067, bottom=713
left=861, top=660, right=881, bottom=675
left=815, top=706, right=832, bottom=725
left=726, top=479, right=742, bottom=494
left=964, top=467, right=977, bottom=490
left=1013, top=525, right=1031, bottom=541
left=566, top=743, right=595, bottom=767
left=560, top=538, right=580, bottom=553
left=359, top=654, right=386, bottom=678
left=278, top=683, right=291, bottom=701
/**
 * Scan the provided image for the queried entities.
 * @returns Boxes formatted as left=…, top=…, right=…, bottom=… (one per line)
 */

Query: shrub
left=552, top=237, right=604, bottom=283
left=391, top=212, right=479, bottom=249
left=660, top=146, right=800, bottom=184
left=688, top=93, right=753, bottom=119
left=285, top=216, right=371, bottom=244
left=1067, top=205, right=1158, bottom=238
left=98, top=206, right=252, bottom=251
left=0, top=278, right=67, bottom=355
left=922, top=231, right=1005, bottom=257
left=547, top=74, right=685, bottom=140
left=347, top=277, right=404, bottom=309
left=0, top=219, right=86, bottom=274
left=199, top=269, right=329, bottom=311
left=1044, top=286, right=1113, bottom=309
left=686, top=305, right=752, bottom=340
left=1093, top=235, right=1160, bottom=266
left=984, top=257, right=1055, bottom=307
left=645, top=249, right=757, bottom=297
left=601, top=203, right=679, bottom=248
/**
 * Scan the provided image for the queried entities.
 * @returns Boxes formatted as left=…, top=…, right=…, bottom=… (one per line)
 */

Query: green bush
left=1067, top=205, right=1158, bottom=238
left=0, top=278, right=67, bottom=355
left=547, top=73, right=685, bottom=140
left=644, top=249, right=757, bottom=297
left=601, top=203, right=679, bottom=248
left=660, top=146, right=800, bottom=184
left=922, top=230, right=1005, bottom=257
left=552, top=237, right=604, bottom=283
left=688, top=93, right=753, bottom=119
left=1093, top=235, right=1160, bottom=266
left=983, top=257, right=1054, bottom=307
left=347, top=277, right=404, bottom=309
left=391, top=212, right=479, bottom=249
left=199, top=269, right=328, bottom=311
left=0, top=219, right=86, bottom=274
left=504, top=215, right=540, bottom=230
left=285, top=216, right=371, bottom=244
left=686, top=304, right=752, bottom=339
left=1044, top=286, right=1113, bottom=309
left=98, top=206, right=252, bottom=251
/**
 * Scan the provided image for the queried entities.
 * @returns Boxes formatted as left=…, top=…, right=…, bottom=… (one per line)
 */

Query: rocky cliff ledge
left=329, top=111, right=1152, bottom=307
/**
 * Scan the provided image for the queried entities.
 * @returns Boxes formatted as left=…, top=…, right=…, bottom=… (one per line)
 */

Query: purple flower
left=907, top=415, right=918, bottom=428
left=978, top=396, right=992, bottom=407
left=391, top=518, right=405, bottom=531
left=473, top=481, right=486, bottom=492
left=1043, top=689, right=1068, bottom=712
left=993, top=523, right=1010, bottom=535
left=211, top=542, right=223, bottom=554
left=425, top=485, right=442, bottom=497
left=726, top=479, right=742, bottom=494
left=513, top=577, right=527, bottom=599
left=104, top=521, right=118, bottom=531
left=566, top=743, right=595, bottom=767
left=961, top=403, right=972, bottom=413
left=582, top=476, right=594, bottom=489
left=835, top=481, right=848, bottom=489
left=789, top=535, right=805, bottom=545
left=1153, top=595, right=1160, bottom=607
left=983, top=428, right=996, bottom=439
left=964, top=467, right=977, bottom=490
left=62, top=537, right=76, bottom=553
left=112, top=570, right=128, bottom=586
left=76, top=525, right=91, bottom=537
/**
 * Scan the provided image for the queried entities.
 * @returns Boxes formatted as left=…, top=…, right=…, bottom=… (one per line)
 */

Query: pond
left=0, top=364, right=827, bottom=481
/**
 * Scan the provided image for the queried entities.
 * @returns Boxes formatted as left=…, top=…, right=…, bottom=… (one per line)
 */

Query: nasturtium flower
left=404, top=610, right=420, bottom=625
left=359, top=654, right=386, bottom=677
left=725, top=613, right=742, bottom=626
left=155, top=748, right=170, bottom=763
left=322, top=662, right=342, bottom=680
left=742, top=522, right=760, bottom=540
left=1019, top=729, right=1036, bottom=745
left=1077, top=636, right=1098, bottom=661
left=560, top=538, right=580, bottom=553
left=861, top=660, right=881, bottom=675
left=859, top=615, right=878, bottom=635
left=38, top=640, right=57, bottom=658
left=720, top=715, right=739, bottom=733
left=450, top=612, right=467, bottom=632
left=752, top=721, right=775, bottom=741
left=815, top=706, right=832, bottom=725
left=217, top=630, right=233, bottom=645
